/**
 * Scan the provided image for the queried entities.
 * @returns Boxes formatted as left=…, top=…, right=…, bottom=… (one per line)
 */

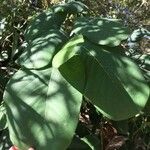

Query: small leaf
left=71, top=17, right=129, bottom=47
left=81, top=135, right=101, bottom=150
left=0, top=102, right=7, bottom=131
left=0, top=69, right=9, bottom=103
left=68, top=135, right=101, bottom=150
left=112, top=120, right=129, bottom=135
left=128, top=28, right=150, bottom=42
left=68, top=136, right=91, bottom=150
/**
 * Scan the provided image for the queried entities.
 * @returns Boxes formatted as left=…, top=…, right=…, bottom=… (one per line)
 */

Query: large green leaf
left=52, top=1, right=88, bottom=14
left=24, top=11, right=67, bottom=42
left=71, top=17, right=129, bottom=47
left=18, top=29, right=67, bottom=69
left=17, top=8, right=68, bottom=69
left=53, top=35, right=149, bottom=120
left=3, top=67, right=82, bottom=150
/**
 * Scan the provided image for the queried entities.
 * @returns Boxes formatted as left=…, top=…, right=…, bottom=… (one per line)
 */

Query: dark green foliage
left=53, top=35, right=149, bottom=120
left=72, top=17, right=129, bottom=47
left=0, top=0, right=150, bottom=150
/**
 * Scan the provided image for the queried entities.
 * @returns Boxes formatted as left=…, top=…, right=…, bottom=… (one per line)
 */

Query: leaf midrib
left=81, top=45, right=135, bottom=104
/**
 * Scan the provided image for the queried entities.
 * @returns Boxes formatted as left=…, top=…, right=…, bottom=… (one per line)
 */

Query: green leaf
left=52, top=1, right=88, bottom=14
left=53, top=35, right=149, bottom=120
left=132, top=54, right=150, bottom=83
left=0, top=70, right=9, bottom=103
left=24, top=11, right=67, bottom=42
left=0, top=102, right=7, bottom=131
left=81, top=135, right=101, bottom=150
left=3, top=68, right=82, bottom=150
left=71, top=17, right=129, bottom=47
left=129, top=28, right=150, bottom=42
left=68, top=135, right=100, bottom=150
left=143, top=89, right=150, bottom=115
left=112, top=120, right=129, bottom=135
left=17, top=9, right=69, bottom=69
left=68, top=136, right=91, bottom=150
left=18, top=29, right=67, bottom=69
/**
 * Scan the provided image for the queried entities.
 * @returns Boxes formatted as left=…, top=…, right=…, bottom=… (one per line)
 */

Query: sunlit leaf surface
left=18, top=10, right=68, bottom=69
left=72, top=17, right=129, bottom=47
left=4, top=68, right=82, bottom=150
left=53, top=35, right=149, bottom=120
